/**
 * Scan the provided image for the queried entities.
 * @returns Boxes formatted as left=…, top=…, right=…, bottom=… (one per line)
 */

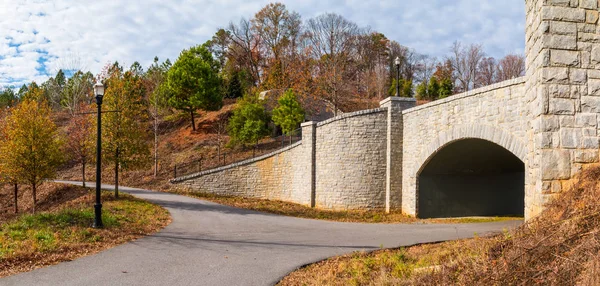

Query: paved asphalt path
left=1, top=181, right=522, bottom=286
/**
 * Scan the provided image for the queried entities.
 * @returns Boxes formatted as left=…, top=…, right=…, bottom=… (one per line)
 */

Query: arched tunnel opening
left=417, top=138, right=525, bottom=219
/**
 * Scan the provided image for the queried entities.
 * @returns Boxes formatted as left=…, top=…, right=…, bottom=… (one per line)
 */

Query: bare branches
left=228, top=18, right=263, bottom=87
left=497, top=54, right=526, bottom=81
left=476, top=57, right=497, bottom=88
left=305, top=13, right=363, bottom=114
left=447, top=41, right=485, bottom=93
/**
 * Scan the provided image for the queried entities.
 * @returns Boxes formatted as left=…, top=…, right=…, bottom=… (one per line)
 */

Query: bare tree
left=497, top=54, right=526, bottom=81
left=447, top=41, right=485, bottom=93
left=145, top=57, right=170, bottom=177
left=251, top=3, right=301, bottom=61
left=305, top=13, right=362, bottom=115
left=213, top=113, right=229, bottom=159
left=355, top=32, right=389, bottom=102
left=475, top=57, right=497, bottom=88
left=388, top=41, right=420, bottom=83
left=48, top=53, right=88, bottom=112
left=251, top=3, right=302, bottom=89
left=415, top=55, right=438, bottom=86
left=228, top=18, right=263, bottom=87
left=61, top=71, right=94, bottom=115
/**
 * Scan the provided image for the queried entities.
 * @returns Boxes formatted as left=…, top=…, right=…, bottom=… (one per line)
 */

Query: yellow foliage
left=0, top=99, right=63, bottom=211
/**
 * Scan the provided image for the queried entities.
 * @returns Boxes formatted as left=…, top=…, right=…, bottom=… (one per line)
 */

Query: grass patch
left=169, top=188, right=521, bottom=224
left=0, top=190, right=170, bottom=278
left=278, top=237, right=489, bottom=286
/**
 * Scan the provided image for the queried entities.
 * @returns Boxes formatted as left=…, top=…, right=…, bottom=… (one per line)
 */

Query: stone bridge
left=173, top=0, right=600, bottom=220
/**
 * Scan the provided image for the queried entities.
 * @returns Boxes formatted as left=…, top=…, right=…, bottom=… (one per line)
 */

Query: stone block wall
left=172, top=142, right=312, bottom=206
left=172, top=104, right=403, bottom=210
left=314, top=108, right=388, bottom=210
left=526, top=0, right=600, bottom=218
left=402, top=78, right=529, bottom=216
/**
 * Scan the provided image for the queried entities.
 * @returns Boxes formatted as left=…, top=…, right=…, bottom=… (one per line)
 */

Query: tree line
left=0, top=61, right=152, bottom=213
left=201, top=3, right=525, bottom=105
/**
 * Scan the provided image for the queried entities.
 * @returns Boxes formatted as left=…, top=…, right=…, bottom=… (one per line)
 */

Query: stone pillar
left=380, top=97, right=416, bottom=213
left=525, top=0, right=600, bottom=219
left=301, top=121, right=318, bottom=207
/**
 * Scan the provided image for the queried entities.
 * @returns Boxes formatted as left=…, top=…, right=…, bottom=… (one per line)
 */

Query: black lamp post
left=93, top=82, right=105, bottom=228
left=394, top=56, right=400, bottom=97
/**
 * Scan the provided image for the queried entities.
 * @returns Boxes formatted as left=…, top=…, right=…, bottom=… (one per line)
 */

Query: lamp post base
left=93, top=203, right=103, bottom=228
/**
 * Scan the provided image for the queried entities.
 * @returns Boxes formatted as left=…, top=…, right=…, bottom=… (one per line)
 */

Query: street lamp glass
left=394, top=56, right=400, bottom=66
left=94, top=82, right=105, bottom=96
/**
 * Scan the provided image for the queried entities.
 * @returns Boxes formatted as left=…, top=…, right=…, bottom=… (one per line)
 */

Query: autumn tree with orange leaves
left=65, top=103, right=95, bottom=188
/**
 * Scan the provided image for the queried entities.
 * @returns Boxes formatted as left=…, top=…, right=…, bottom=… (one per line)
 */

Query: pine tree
left=227, top=95, right=270, bottom=147
left=0, top=87, right=17, bottom=108
left=165, top=44, right=223, bottom=131
left=427, top=77, right=441, bottom=100
left=272, top=89, right=305, bottom=135
left=415, top=81, right=428, bottom=100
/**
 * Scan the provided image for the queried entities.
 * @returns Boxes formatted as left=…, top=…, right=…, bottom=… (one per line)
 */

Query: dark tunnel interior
left=417, top=138, right=525, bottom=218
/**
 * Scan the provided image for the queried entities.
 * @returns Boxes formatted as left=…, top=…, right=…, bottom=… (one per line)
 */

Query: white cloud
left=0, top=0, right=525, bottom=87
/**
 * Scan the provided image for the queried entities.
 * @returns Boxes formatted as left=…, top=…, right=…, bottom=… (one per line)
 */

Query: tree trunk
left=13, top=184, right=18, bottom=214
left=82, top=159, right=86, bottom=188
left=333, top=64, right=338, bottom=116
left=190, top=109, right=196, bottom=131
left=154, top=116, right=158, bottom=177
left=32, top=183, right=37, bottom=214
left=115, top=148, right=119, bottom=199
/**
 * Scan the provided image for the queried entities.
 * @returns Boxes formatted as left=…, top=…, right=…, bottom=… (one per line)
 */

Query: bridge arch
left=413, top=125, right=528, bottom=218
left=415, top=125, right=527, bottom=175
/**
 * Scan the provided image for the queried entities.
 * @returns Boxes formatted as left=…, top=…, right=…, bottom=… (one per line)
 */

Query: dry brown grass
left=279, top=166, right=600, bottom=285
left=287, top=165, right=600, bottom=285
left=0, top=184, right=171, bottom=278
left=278, top=238, right=489, bottom=286
left=403, top=165, right=600, bottom=285
left=169, top=187, right=520, bottom=224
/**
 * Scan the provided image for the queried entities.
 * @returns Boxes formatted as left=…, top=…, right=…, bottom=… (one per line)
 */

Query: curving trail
left=1, top=182, right=521, bottom=286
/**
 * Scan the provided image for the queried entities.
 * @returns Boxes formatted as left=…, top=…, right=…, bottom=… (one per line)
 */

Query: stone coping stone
left=403, top=77, right=526, bottom=115
left=379, top=96, right=417, bottom=106
left=316, top=107, right=387, bottom=127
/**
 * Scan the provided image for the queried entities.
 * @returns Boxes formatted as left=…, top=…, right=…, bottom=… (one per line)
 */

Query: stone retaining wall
left=172, top=102, right=412, bottom=210
left=173, top=142, right=312, bottom=206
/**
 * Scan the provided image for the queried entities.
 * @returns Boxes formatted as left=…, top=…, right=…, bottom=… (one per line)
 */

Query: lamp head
left=394, top=56, right=400, bottom=66
left=94, top=82, right=105, bottom=97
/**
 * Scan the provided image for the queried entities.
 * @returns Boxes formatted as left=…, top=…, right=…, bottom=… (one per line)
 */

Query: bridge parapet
left=403, top=77, right=526, bottom=115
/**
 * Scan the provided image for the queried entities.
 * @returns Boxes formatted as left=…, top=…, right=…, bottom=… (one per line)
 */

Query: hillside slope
left=409, top=165, right=600, bottom=285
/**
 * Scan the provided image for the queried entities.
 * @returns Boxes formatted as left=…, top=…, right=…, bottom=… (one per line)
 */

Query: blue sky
left=0, top=0, right=526, bottom=87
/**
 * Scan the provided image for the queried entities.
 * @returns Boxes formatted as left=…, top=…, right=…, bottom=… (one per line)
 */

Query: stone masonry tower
left=525, top=0, right=600, bottom=218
